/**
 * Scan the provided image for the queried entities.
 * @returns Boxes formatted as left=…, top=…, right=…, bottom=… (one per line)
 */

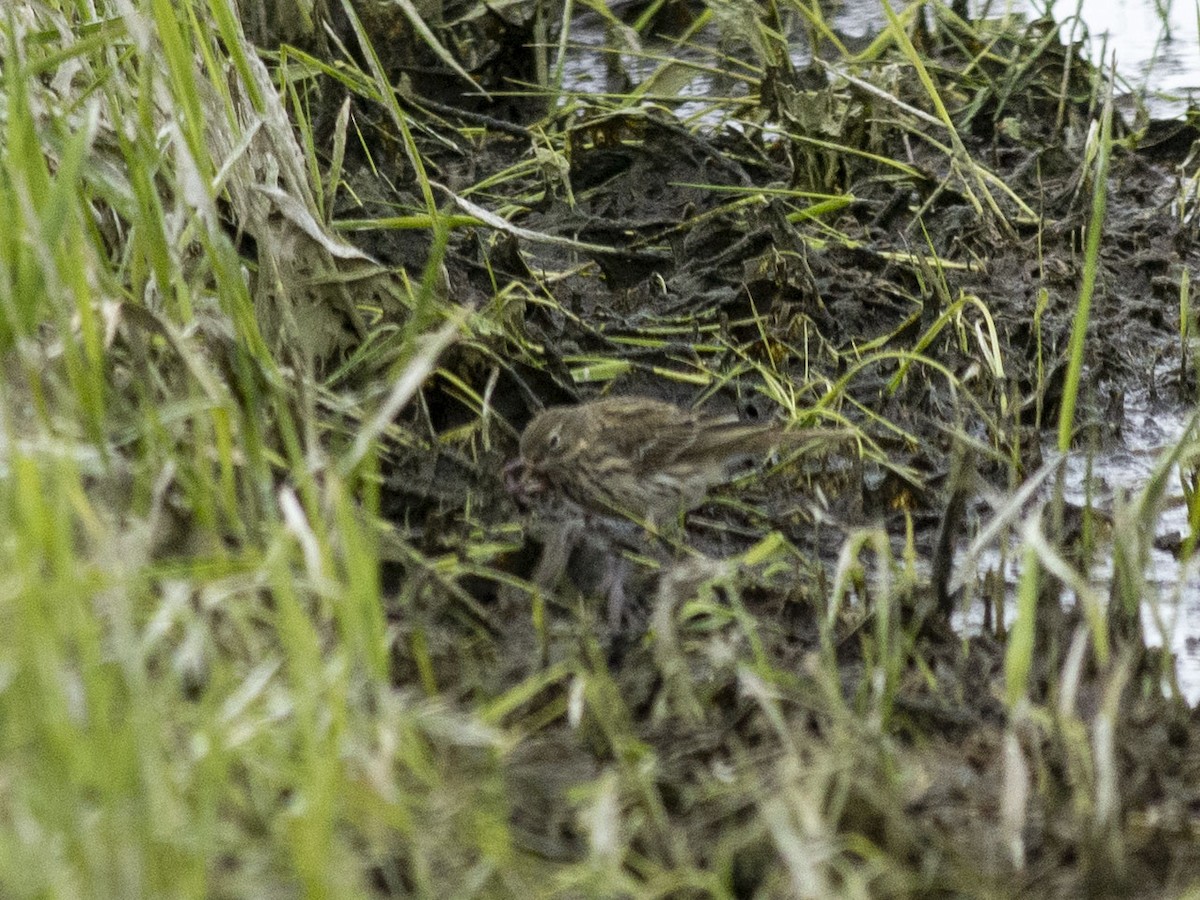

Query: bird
left=505, top=395, right=845, bottom=528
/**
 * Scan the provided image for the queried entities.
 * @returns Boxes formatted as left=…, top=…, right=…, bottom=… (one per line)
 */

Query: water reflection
left=954, top=393, right=1200, bottom=704
left=986, top=0, right=1198, bottom=115
left=561, top=1, right=1199, bottom=120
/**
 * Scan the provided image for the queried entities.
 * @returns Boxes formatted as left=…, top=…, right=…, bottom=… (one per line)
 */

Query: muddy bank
left=273, top=2, right=1200, bottom=893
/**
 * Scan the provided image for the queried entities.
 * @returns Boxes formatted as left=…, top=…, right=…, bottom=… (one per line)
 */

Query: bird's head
left=505, top=406, right=587, bottom=507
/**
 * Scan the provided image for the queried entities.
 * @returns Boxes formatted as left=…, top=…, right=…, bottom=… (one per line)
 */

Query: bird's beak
left=504, top=457, right=547, bottom=510
left=503, top=457, right=527, bottom=495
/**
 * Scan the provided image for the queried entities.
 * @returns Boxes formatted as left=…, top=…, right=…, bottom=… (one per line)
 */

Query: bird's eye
left=548, top=431, right=561, bottom=450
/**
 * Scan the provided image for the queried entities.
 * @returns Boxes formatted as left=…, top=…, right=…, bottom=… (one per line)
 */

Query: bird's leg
left=531, top=516, right=583, bottom=589
left=599, top=551, right=631, bottom=631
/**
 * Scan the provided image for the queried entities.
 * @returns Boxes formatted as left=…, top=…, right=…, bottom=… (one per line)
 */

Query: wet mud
left=300, top=2, right=1200, bottom=893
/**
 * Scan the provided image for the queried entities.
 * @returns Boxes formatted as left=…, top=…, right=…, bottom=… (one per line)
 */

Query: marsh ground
left=6, top=1, right=1200, bottom=896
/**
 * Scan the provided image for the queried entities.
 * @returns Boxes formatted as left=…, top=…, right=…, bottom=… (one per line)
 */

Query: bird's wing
left=631, top=422, right=700, bottom=472
left=590, top=398, right=700, bottom=474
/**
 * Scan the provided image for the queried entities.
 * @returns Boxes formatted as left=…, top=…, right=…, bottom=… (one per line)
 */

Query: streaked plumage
left=507, top=396, right=832, bottom=526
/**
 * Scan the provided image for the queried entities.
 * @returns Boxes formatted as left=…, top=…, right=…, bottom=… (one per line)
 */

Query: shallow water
left=954, top=392, right=1200, bottom=704
left=558, top=2, right=962, bottom=122
left=1002, top=0, right=1200, bottom=117
left=563, top=0, right=1200, bottom=121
